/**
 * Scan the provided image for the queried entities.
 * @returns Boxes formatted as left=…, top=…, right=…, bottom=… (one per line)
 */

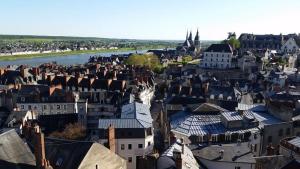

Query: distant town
left=1, top=30, right=300, bottom=169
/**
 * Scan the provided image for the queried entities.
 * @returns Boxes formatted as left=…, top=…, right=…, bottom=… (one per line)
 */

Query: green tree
left=222, top=32, right=240, bottom=49
left=49, top=123, right=86, bottom=140
left=125, top=54, right=163, bottom=73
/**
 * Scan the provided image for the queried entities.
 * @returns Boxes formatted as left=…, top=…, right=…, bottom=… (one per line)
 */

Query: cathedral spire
left=195, top=29, right=199, bottom=41
left=186, top=30, right=189, bottom=40
left=188, top=31, right=193, bottom=40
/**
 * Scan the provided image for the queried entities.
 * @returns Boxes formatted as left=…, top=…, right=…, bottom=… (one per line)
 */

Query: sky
left=1, top=0, right=300, bottom=40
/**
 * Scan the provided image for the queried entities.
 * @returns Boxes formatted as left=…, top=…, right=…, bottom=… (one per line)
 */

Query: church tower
left=188, top=31, right=194, bottom=46
left=194, top=29, right=201, bottom=53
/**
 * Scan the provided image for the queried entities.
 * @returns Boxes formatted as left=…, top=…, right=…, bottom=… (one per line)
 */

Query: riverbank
left=0, top=48, right=138, bottom=61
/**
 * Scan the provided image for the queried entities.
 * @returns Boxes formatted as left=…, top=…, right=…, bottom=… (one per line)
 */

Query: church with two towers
left=176, top=29, right=201, bottom=56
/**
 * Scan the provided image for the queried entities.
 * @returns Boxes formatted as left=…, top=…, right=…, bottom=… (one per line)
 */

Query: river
left=0, top=50, right=147, bottom=67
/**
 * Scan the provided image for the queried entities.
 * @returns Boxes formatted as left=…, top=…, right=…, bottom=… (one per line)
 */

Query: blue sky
left=1, top=0, right=300, bottom=40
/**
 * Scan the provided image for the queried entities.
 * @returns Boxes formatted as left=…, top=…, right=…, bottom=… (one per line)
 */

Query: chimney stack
left=34, top=126, right=46, bottom=168
left=180, top=138, right=184, bottom=154
left=108, top=124, right=116, bottom=153
left=173, top=151, right=182, bottom=169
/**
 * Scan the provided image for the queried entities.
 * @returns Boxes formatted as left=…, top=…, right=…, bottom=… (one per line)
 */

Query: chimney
left=20, top=68, right=29, bottom=78
left=203, top=82, right=209, bottom=95
left=173, top=151, right=182, bottom=169
left=34, top=126, right=46, bottom=168
left=113, top=70, right=117, bottom=80
left=32, top=67, right=40, bottom=76
left=47, top=75, right=55, bottom=82
left=90, top=78, right=95, bottom=86
left=64, top=76, right=70, bottom=84
left=180, top=138, right=184, bottom=154
left=108, top=124, right=116, bottom=153
left=266, top=144, right=275, bottom=156
left=0, top=68, right=5, bottom=76
left=107, top=79, right=113, bottom=88
left=219, top=150, right=224, bottom=159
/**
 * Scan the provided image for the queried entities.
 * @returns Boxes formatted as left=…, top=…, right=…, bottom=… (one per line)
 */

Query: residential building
left=157, top=139, right=200, bottom=169
left=98, top=102, right=154, bottom=169
left=201, top=44, right=236, bottom=69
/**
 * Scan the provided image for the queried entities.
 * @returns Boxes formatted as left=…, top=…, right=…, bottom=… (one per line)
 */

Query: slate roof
left=194, top=142, right=255, bottom=163
left=251, top=111, right=283, bottom=128
left=99, top=102, right=153, bottom=129
left=170, top=111, right=258, bottom=137
left=98, top=119, right=147, bottom=128
left=221, top=112, right=243, bottom=121
left=158, top=139, right=199, bottom=169
left=0, top=129, right=36, bottom=169
left=205, top=44, right=233, bottom=53
left=237, top=103, right=267, bottom=112
left=45, top=138, right=126, bottom=169
left=0, top=70, right=24, bottom=85
left=287, top=137, right=300, bottom=148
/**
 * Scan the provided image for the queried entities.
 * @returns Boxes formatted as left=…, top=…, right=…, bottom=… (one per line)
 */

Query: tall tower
left=194, top=29, right=201, bottom=53
left=188, top=31, right=193, bottom=46
left=186, top=30, right=189, bottom=40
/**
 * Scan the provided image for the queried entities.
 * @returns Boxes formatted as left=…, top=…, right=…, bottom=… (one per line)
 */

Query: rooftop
left=193, top=142, right=255, bottom=163
left=170, top=111, right=259, bottom=137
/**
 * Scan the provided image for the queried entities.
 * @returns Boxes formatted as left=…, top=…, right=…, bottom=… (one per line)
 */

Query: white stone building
left=201, top=44, right=236, bottom=69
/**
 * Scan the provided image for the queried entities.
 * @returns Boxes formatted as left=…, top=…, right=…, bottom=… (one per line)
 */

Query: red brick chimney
left=32, top=67, right=40, bottom=76
left=108, top=124, right=116, bottom=153
left=34, top=126, right=46, bottom=168
left=173, top=151, right=182, bottom=169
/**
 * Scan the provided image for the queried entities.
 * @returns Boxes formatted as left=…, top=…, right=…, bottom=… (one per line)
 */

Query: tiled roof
left=0, top=129, right=36, bottom=168
left=170, top=112, right=258, bottom=137
left=287, top=137, right=300, bottom=148
left=99, top=102, right=153, bottom=129
left=251, top=111, right=283, bottom=127
left=221, top=112, right=243, bottom=121
left=98, top=119, right=147, bottom=128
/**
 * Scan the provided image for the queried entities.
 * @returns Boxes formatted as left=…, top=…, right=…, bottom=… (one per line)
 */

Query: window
left=57, top=105, right=61, bottom=110
left=235, top=167, right=241, bottom=169
left=128, top=157, right=132, bottom=163
left=128, top=144, right=132, bottom=150
left=286, top=128, right=291, bottom=135
left=138, top=144, right=143, bottom=149
left=121, top=144, right=125, bottom=150
left=21, top=105, right=24, bottom=109
left=279, top=129, right=283, bottom=136
left=268, top=136, right=272, bottom=143
left=64, top=105, right=67, bottom=110
left=21, top=97, right=25, bottom=102
left=43, top=105, right=47, bottom=110
left=148, top=142, right=151, bottom=147
left=28, top=105, right=32, bottom=110
left=254, top=144, right=257, bottom=152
